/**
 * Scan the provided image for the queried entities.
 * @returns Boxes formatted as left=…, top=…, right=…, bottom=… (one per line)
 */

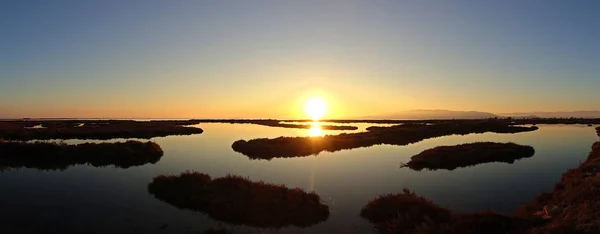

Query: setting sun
left=305, top=98, right=327, bottom=121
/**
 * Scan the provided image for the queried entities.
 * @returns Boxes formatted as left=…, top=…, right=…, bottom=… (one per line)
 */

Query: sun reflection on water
left=308, top=122, right=324, bottom=137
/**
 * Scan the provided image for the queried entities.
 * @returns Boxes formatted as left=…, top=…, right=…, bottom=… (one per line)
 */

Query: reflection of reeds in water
left=232, top=121, right=538, bottom=160
left=147, top=172, right=329, bottom=228
left=0, top=140, right=163, bottom=170
left=401, top=142, right=535, bottom=171
left=0, top=120, right=203, bottom=140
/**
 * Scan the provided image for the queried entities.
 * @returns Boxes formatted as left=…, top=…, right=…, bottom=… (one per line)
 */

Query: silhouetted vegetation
left=232, top=121, right=538, bottom=159
left=401, top=142, right=535, bottom=171
left=201, top=228, right=232, bottom=234
left=360, top=189, right=533, bottom=234
left=364, top=139, right=600, bottom=233
left=360, top=189, right=452, bottom=232
left=0, top=140, right=163, bottom=170
left=0, top=120, right=203, bottom=140
left=513, top=141, right=600, bottom=233
left=596, top=127, right=599, bottom=137
left=285, top=118, right=600, bottom=125
left=194, top=119, right=357, bottom=130
left=147, top=172, right=329, bottom=228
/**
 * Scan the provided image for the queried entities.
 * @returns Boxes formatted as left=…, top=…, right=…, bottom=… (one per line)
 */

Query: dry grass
left=402, top=142, right=535, bottom=171
left=148, top=171, right=329, bottom=228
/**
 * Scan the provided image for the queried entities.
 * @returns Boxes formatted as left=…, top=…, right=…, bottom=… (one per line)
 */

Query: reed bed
left=401, top=142, right=535, bottom=171
left=0, top=140, right=163, bottom=170
left=148, top=172, right=329, bottom=228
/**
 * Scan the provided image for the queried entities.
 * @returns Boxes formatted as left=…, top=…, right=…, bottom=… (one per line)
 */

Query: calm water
left=1, top=123, right=598, bottom=234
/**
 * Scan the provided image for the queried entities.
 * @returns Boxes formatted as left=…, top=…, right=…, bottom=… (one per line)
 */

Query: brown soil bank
left=402, top=142, right=535, bottom=171
left=147, top=172, right=329, bottom=228
left=232, top=122, right=538, bottom=160
left=0, top=120, right=203, bottom=140
left=0, top=140, right=163, bottom=170
left=362, top=141, right=600, bottom=233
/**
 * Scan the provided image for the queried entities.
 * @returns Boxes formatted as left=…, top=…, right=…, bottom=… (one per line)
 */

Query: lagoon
left=0, top=123, right=597, bottom=234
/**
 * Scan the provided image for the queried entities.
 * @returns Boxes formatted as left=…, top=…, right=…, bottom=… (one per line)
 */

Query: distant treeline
left=0, top=120, right=203, bottom=140
left=0, top=140, right=163, bottom=170
left=232, top=121, right=538, bottom=160
left=401, top=142, right=535, bottom=171
left=148, top=172, right=329, bottom=228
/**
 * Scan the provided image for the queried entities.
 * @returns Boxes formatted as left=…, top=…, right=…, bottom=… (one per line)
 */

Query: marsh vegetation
left=194, top=119, right=357, bottom=130
left=360, top=189, right=533, bottom=234
left=147, top=172, right=329, bottom=228
left=513, top=141, right=600, bottom=233
left=0, top=120, right=203, bottom=140
left=401, top=142, right=535, bottom=171
left=362, top=141, right=600, bottom=233
left=232, top=121, right=538, bottom=159
left=285, top=118, right=600, bottom=125
left=0, top=140, right=163, bottom=170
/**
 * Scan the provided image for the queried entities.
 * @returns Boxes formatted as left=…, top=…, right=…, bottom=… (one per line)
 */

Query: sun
left=305, top=98, right=327, bottom=121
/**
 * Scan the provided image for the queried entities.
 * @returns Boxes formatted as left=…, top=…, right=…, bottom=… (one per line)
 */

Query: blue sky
left=1, top=1, right=599, bottom=118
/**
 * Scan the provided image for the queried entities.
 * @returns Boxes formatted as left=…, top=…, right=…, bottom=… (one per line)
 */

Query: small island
left=0, top=140, right=164, bottom=170
left=0, top=120, right=204, bottom=140
left=147, top=172, right=329, bottom=228
left=232, top=121, right=538, bottom=160
left=401, top=142, right=535, bottom=171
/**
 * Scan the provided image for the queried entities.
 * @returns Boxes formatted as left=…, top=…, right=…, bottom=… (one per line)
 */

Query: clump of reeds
left=361, top=189, right=532, bottom=233
left=401, top=142, right=535, bottom=171
left=360, top=188, right=452, bottom=232
left=0, top=140, right=164, bottom=170
left=148, top=171, right=329, bottom=228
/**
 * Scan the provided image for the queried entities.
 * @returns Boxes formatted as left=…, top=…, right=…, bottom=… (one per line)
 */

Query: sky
left=1, top=0, right=599, bottom=119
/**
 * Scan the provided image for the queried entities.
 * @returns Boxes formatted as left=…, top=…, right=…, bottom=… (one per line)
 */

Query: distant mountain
left=372, top=109, right=499, bottom=120
left=500, top=111, right=600, bottom=118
